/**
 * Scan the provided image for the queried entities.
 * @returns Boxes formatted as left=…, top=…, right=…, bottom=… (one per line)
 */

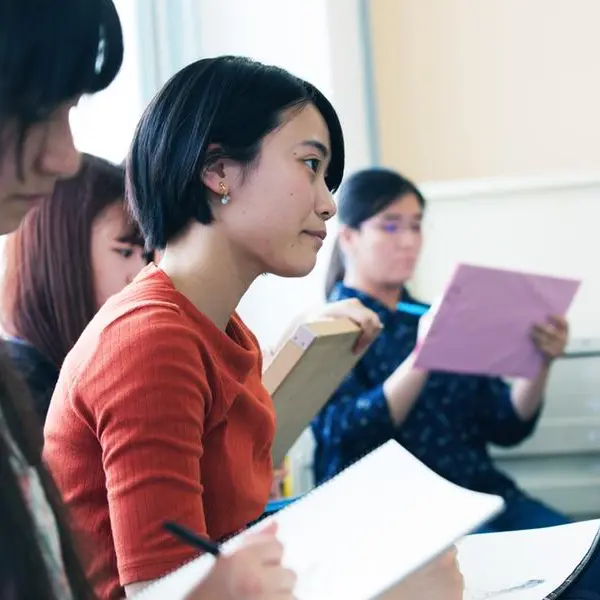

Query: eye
left=381, top=223, right=399, bottom=234
left=303, top=158, right=321, bottom=173
left=113, top=247, right=133, bottom=259
left=411, top=222, right=422, bottom=233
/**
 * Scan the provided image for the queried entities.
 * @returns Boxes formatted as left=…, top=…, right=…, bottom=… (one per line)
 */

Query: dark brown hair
left=1, top=153, right=144, bottom=369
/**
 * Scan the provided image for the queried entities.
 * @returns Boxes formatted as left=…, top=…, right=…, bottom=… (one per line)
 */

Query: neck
left=158, top=222, right=260, bottom=330
left=343, top=272, right=403, bottom=311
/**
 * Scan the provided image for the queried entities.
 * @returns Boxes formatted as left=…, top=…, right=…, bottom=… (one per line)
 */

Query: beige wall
left=368, top=0, right=600, bottom=182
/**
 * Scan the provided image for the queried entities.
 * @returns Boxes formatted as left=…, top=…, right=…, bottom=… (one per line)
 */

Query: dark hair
left=1, top=154, right=145, bottom=370
left=0, top=0, right=123, bottom=166
left=325, top=168, right=426, bottom=297
left=127, top=55, right=345, bottom=249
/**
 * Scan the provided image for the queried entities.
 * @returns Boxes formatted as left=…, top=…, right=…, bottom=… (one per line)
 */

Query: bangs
left=0, top=0, right=123, bottom=127
left=304, top=84, right=345, bottom=193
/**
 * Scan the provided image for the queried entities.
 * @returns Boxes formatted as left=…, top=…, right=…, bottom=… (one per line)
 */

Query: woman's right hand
left=309, top=297, right=383, bottom=354
left=380, top=546, right=464, bottom=600
left=186, top=522, right=296, bottom=600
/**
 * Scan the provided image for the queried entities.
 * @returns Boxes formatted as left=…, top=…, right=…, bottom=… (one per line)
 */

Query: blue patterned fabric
left=311, top=283, right=542, bottom=503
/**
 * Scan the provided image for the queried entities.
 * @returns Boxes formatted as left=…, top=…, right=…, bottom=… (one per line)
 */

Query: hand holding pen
left=165, top=520, right=297, bottom=600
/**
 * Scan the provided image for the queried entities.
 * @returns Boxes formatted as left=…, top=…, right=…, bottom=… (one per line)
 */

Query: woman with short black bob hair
left=128, top=55, right=345, bottom=250
left=44, top=55, right=384, bottom=599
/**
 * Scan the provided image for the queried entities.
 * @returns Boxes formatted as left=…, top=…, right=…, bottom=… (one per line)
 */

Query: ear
left=338, top=224, right=360, bottom=254
left=201, top=158, right=227, bottom=197
left=201, top=143, right=246, bottom=198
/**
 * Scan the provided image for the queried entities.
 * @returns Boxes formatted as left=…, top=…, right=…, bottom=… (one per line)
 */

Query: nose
left=396, top=229, right=419, bottom=250
left=316, top=187, right=337, bottom=221
left=39, top=108, right=81, bottom=180
left=128, top=265, right=141, bottom=284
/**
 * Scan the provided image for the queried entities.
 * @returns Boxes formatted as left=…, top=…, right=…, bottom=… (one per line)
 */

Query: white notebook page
left=137, top=440, right=503, bottom=600
left=459, top=519, right=600, bottom=600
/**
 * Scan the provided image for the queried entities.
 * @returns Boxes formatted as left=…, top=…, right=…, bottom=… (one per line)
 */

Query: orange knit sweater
left=44, top=264, right=275, bottom=600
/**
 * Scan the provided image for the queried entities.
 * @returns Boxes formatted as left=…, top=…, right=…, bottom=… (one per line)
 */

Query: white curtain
left=133, top=0, right=205, bottom=104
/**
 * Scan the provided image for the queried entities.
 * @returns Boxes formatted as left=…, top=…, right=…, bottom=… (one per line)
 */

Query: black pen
left=163, top=521, right=221, bottom=557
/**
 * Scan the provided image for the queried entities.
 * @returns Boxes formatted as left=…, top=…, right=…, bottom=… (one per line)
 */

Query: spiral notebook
left=134, top=440, right=504, bottom=600
left=459, top=519, right=600, bottom=599
left=263, top=318, right=364, bottom=465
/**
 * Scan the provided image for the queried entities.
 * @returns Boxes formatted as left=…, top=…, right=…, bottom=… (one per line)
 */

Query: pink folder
left=413, top=264, right=581, bottom=379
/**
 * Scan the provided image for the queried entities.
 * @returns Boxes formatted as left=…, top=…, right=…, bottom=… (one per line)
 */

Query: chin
left=383, top=272, right=413, bottom=288
left=0, top=212, right=24, bottom=236
left=270, top=256, right=317, bottom=279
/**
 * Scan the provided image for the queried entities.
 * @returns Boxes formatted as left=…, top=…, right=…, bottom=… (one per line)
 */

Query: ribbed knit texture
left=44, top=264, right=275, bottom=600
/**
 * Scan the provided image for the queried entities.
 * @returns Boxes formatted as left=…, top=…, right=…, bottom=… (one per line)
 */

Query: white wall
left=70, top=0, right=145, bottom=162
left=414, top=176, right=600, bottom=340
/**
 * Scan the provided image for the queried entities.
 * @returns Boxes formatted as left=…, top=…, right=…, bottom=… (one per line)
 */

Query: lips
left=303, top=230, right=327, bottom=241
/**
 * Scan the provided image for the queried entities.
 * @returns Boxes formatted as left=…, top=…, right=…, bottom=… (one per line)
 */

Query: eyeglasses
left=366, top=221, right=422, bottom=235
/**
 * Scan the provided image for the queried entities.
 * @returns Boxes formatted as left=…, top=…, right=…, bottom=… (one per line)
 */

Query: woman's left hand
left=531, top=315, right=569, bottom=365
left=307, top=298, right=383, bottom=354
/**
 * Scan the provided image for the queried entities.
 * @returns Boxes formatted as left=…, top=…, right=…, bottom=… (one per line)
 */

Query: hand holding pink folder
left=412, top=264, right=580, bottom=379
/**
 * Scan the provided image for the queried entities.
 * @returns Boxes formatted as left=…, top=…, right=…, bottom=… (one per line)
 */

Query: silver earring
left=220, top=193, right=230, bottom=205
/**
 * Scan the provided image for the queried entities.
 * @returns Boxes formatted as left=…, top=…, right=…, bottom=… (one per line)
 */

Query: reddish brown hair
left=1, top=153, right=144, bottom=368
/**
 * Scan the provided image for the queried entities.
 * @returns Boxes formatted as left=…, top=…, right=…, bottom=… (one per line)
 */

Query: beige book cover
left=263, top=318, right=362, bottom=465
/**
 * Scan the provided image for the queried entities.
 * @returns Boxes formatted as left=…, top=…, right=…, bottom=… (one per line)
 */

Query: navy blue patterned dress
left=311, top=283, right=571, bottom=530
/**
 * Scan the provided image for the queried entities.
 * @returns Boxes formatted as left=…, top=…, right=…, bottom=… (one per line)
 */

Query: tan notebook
left=262, top=318, right=362, bottom=466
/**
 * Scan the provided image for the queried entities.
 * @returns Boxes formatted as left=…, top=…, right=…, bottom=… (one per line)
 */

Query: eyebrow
left=298, top=140, right=330, bottom=158
left=382, top=212, right=423, bottom=221
left=117, top=230, right=145, bottom=247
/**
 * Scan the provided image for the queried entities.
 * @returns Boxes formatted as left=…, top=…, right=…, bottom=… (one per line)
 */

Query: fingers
left=387, top=546, right=464, bottom=600
left=439, top=546, right=459, bottom=564
left=547, top=314, right=568, bottom=331
left=232, top=536, right=296, bottom=598
left=249, top=520, right=279, bottom=539
left=305, top=298, right=383, bottom=354
left=229, top=563, right=296, bottom=599
left=240, top=566, right=296, bottom=598
left=531, top=314, right=569, bottom=361
left=340, top=299, right=383, bottom=354
left=240, top=524, right=285, bottom=567
left=420, top=546, right=458, bottom=573
left=246, top=537, right=284, bottom=566
left=272, top=467, right=288, bottom=481
left=532, top=314, right=568, bottom=336
left=269, top=467, right=288, bottom=499
left=205, top=528, right=296, bottom=600
left=273, top=567, right=297, bottom=593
